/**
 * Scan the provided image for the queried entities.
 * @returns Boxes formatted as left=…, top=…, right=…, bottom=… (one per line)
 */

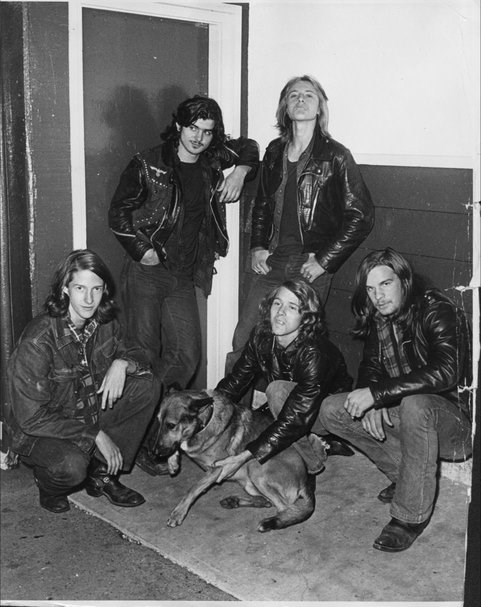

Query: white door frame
left=68, top=1, right=243, bottom=387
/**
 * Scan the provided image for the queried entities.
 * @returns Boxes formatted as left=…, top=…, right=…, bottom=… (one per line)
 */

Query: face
left=270, top=286, right=303, bottom=347
left=286, top=80, right=320, bottom=123
left=365, top=265, right=403, bottom=317
left=63, top=269, right=105, bottom=328
left=177, top=118, right=215, bottom=162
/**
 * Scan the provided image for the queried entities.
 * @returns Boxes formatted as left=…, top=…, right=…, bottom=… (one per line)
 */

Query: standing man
left=320, top=248, right=472, bottom=552
left=109, top=95, right=259, bottom=474
left=6, top=250, right=159, bottom=513
left=230, top=74, right=374, bottom=357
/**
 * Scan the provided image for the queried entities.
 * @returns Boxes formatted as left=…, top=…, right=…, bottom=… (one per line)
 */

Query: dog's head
left=149, top=389, right=214, bottom=457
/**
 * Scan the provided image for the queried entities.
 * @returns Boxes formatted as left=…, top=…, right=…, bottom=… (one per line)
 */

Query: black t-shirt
left=271, top=160, right=303, bottom=263
left=165, top=160, right=205, bottom=277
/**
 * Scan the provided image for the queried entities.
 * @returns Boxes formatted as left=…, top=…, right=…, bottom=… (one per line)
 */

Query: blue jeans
left=320, top=393, right=472, bottom=523
left=21, top=375, right=159, bottom=496
left=227, top=269, right=332, bottom=372
left=121, top=257, right=202, bottom=388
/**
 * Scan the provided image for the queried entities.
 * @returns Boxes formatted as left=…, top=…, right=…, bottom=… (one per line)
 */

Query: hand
left=95, top=430, right=123, bottom=474
left=217, top=165, right=250, bottom=203
left=213, top=450, right=253, bottom=483
left=140, top=249, right=160, bottom=266
left=361, top=408, right=393, bottom=441
left=344, top=387, right=375, bottom=419
left=301, top=253, right=326, bottom=283
left=251, top=248, right=270, bottom=275
left=97, top=359, right=128, bottom=410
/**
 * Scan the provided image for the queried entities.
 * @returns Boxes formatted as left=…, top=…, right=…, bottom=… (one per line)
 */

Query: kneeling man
left=6, top=249, right=160, bottom=513
left=320, top=248, right=472, bottom=551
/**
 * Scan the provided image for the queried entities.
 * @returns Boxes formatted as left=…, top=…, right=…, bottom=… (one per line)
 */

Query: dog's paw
left=167, top=509, right=186, bottom=527
left=257, top=516, right=280, bottom=533
left=167, top=452, right=180, bottom=476
left=219, top=495, right=241, bottom=509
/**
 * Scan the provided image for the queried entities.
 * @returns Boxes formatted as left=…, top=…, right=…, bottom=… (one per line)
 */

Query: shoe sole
left=372, top=541, right=413, bottom=552
left=377, top=494, right=394, bottom=504
left=40, top=502, right=70, bottom=514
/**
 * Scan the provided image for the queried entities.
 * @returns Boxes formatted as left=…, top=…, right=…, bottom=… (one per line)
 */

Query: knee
left=399, top=395, right=433, bottom=428
left=49, top=451, right=88, bottom=487
left=319, top=393, right=348, bottom=427
left=265, top=380, right=296, bottom=415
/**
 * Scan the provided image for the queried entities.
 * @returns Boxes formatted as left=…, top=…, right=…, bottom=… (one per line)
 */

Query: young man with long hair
left=6, top=250, right=159, bottom=513
left=320, top=248, right=472, bottom=551
left=214, top=279, right=353, bottom=479
left=109, top=95, right=259, bottom=475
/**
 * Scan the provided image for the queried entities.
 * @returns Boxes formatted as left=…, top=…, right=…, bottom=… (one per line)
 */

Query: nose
left=85, top=290, right=94, bottom=304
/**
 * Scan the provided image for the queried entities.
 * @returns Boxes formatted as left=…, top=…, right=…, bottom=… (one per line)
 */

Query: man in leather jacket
left=230, top=75, right=374, bottom=357
left=6, top=250, right=160, bottom=513
left=109, top=96, right=258, bottom=475
left=213, top=280, right=353, bottom=478
left=320, top=248, right=472, bottom=552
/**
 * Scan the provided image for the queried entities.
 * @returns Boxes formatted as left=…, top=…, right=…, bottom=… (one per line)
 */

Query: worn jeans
left=264, top=380, right=328, bottom=473
left=21, top=375, right=159, bottom=496
left=120, top=257, right=202, bottom=388
left=320, top=392, right=472, bottom=523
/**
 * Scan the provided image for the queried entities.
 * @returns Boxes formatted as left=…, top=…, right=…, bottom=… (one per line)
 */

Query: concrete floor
left=1, top=449, right=472, bottom=604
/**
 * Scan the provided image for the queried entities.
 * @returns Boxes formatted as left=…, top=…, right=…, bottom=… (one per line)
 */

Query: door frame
left=68, top=1, right=243, bottom=387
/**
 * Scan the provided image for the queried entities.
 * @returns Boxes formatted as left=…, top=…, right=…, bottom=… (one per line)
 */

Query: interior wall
left=246, top=0, right=479, bottom=378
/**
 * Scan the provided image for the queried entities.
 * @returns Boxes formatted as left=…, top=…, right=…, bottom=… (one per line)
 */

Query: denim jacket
left=216, top=333, right=352, bottom=463
left=251, top=126, right=374, bottom=273
left=109, top=137, right=259, bottom=296
left=6, top=314, right=152, bottom=456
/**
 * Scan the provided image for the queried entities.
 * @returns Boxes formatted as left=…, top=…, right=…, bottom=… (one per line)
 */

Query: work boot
left=323, top=433, right=355, bottom=457
left=135, top=447, right=171, bottom=476
left=34, top=475, right=70, bottom=513
left=85, top=459, right=145, bottom=507
left=373, top=517, right=429, bottom=552
left=377, top=482, right=396, bottom=503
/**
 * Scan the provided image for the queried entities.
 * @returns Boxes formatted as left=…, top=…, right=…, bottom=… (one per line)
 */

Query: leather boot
left=323, top=433, right=355, bottom=457
left=377, top=482, right=396, bottom=503
left=85, top=459, right=145, bottom=507
left=34, top=475, right=70, bottom=513
left=373, top=517, right=429, bottom=552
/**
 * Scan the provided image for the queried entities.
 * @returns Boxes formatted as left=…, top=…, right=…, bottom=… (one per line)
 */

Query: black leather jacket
left=109, top=138, right=259, bottom=295
left=216, top=333, right=352, bottom=463
left=251, top=126, right=374, bottom=273
left=357, top=289, right=472, bottom=418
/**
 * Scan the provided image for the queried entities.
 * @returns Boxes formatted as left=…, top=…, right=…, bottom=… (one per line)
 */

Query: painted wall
left=246, top=0, right=479, bottom=377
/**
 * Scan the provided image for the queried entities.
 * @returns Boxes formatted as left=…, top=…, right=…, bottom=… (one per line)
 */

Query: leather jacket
left=6, top=314, right=153, bottom=457
left=251, top=126, right=374, bottom=273
left=109, top=137, right=259, bottom=295
left=357, top=289, right=472, bottom=418
left=216, top=333, right=352, bottom=463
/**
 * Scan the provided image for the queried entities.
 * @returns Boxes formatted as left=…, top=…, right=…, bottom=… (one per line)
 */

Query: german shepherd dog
left=150, top=389, right=316, bottom=532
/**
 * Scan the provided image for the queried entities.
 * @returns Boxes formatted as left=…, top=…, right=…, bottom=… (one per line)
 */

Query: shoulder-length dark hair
left=254, top=279, right=327, bottom=348
left=161, top=95, right=230, bottom=161
left=45, top=249, right=117, bottom=324
left=275, top=75, right=331, bottom=142
left=351, top=248, right=415, bottom=338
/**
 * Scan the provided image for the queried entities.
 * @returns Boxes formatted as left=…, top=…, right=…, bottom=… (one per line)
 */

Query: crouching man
left=320, top=248, right=472, bottom=552
left=6, top=249, right=160, bottom=513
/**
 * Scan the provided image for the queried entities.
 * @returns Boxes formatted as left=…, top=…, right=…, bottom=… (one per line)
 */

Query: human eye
left=189, top=125, right=198, bottom=132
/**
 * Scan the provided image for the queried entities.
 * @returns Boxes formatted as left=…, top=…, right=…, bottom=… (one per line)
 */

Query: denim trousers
left=120, top=257, right=202, bottom=388
left=320, top=392, right=472, bottom=523
left=21, top=376, right=159, bottom=496
left=227, top=269, right=332, bottom=373
left=264, top=380, right=328, bottom=472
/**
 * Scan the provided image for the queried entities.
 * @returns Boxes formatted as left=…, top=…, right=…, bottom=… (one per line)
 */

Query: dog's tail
left=257, top=475, right=316, bottom=533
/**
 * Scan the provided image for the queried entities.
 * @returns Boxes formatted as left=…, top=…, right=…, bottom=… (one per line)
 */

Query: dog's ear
left=188, top=395, right=214, bottom=411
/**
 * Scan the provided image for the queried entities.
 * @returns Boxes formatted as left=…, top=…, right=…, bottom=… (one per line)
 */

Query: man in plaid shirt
left=6, top=249, right=160, bottom=513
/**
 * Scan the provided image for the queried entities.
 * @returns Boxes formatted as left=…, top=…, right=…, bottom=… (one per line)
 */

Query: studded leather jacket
left=216, top=333, right=352, bottom=463
left=109, top=138, right=259, bottom=295
left=251, top=126, right=374, bottom=273
left=357, top=289, right=472, bottom=418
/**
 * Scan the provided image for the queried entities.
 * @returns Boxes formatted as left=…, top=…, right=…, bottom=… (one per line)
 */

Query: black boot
left=34, top=475, right=70, bottom=514
left=323, top=433, right=355, bottom=457
left=85, top=459, right=145, bottom=507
